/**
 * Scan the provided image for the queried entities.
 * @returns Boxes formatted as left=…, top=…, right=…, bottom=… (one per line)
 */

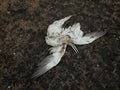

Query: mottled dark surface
left=0, top=0, right=120, bottom=90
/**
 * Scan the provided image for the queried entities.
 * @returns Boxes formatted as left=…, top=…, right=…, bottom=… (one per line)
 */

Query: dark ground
left=0, top=0, right=120, bottom=90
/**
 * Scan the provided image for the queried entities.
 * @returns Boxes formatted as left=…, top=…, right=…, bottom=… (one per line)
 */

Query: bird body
left=32, top=16, right=106, bottom=78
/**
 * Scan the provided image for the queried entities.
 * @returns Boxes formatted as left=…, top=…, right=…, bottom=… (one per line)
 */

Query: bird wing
left=47, top=16, right=72, bottom=37
left=74, top=30, right=107, bottom=45
left=32, top=44, right=67, bottom=78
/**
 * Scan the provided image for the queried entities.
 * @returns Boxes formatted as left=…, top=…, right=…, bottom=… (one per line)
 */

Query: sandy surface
left=0, top=0, right=120, bottom=90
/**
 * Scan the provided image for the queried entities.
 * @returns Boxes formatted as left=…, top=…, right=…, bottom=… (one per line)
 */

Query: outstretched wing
left=47, top=16, right=72, bottom=37
left=74, top=30, right=107, bottom=45
left=32, top=44, right=67, bottom=78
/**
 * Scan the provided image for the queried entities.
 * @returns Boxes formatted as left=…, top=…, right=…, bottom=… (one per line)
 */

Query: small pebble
left=13, top=52, right=16, bottom=55
left=8, top=86, right=11, bottom=89
left=96, top=64, right=100, bottom=67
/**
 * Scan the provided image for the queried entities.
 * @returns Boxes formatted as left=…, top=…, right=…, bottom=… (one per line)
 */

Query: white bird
left=32, top=16, right=106, bottom=78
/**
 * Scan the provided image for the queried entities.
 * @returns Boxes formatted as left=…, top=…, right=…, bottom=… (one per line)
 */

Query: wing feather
left=47, top=16, right=72, bottom=36
left=32, top=44, right=67, bottom=78
left=74, top=31, right=107, bottom=45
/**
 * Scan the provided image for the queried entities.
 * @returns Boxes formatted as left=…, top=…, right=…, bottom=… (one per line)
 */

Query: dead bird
left=32, top=16, right=107, bottom=78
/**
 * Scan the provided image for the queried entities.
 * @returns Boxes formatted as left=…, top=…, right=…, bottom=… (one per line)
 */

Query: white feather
left=32, top=44, right=67, bottom=78
left=74, top=30, right=107, bottom=45
left=47, top=16, right=72, bottom=37
left=69, top=43, right=79, bottom=53
left=64, top=23, right=83, bottom=43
